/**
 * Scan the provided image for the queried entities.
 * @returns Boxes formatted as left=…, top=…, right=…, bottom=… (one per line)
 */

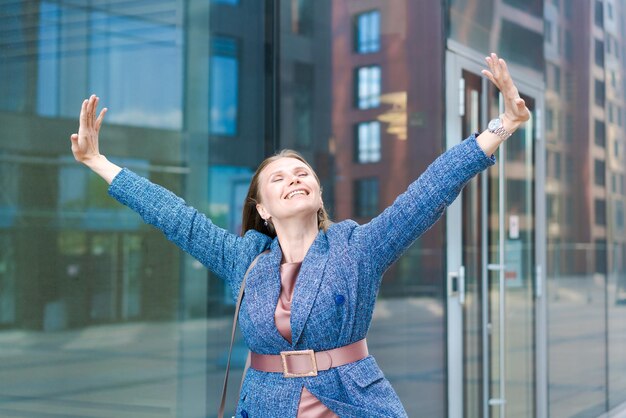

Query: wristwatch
left=487, top=116, right=513, bottom=141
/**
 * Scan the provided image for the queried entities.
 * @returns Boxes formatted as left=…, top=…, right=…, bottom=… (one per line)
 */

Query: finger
left=485, top=56, right=496, bottom=76
left=90, top=95, right=98, bottom=123
left=491, top=53, right=501, bottom=79
left=79, top=99, right=88, bottom=125
left=70, top=133, right=78, bottom=142
left=95, top=107, right=107, bottom=131
left=499, top=58, right=511, bottom=83
left=481, top=69, right=498, bottom=86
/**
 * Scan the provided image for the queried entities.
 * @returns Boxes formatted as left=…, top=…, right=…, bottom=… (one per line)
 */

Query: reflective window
left=355, top=121, right=381, bottom=163
left=596, top=79, right=606, bottom=106
left=0, top=2, right=27, bottom=112
left=353, top=178, right=379, bottom=218
left=596, top=199, right=607, bottom=225
left=596, top=119, right=607, bottom=146
left=596, top=159, right=607, bottom=186
left=36, top=1, right=182, bottom=129
left=355, top=10, right=380, bottom=53
left=355, top=65, right=381, bottom=109
left=596, top=38, right=605, bottom=67
left=210, top=36, right=239, bottom=136
left=291, top=0, right=314, bottom=36
left=596, top=0, right=604, bottom=27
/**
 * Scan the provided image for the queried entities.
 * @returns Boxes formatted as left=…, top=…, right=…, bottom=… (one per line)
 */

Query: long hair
left=241, top=149, right=332, bottom=238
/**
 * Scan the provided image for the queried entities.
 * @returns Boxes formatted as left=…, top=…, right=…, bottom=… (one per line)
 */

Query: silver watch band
left=492, top=125, right=512, bottom=141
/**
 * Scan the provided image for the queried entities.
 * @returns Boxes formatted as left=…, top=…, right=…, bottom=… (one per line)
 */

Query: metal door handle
left=448, top=266, right=465, bottom=305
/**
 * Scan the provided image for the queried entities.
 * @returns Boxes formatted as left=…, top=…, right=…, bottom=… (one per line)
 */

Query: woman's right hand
left=70, top=94, right=107, bottom=164
left=70, top=95, right=120, bottom=184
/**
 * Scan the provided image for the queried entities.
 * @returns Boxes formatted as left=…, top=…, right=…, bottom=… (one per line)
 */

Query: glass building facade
left=0, top=1, right=624, bottom=417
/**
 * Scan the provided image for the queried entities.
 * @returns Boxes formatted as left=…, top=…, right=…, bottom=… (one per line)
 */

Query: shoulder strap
left=218, top=250, right=268, bottom=418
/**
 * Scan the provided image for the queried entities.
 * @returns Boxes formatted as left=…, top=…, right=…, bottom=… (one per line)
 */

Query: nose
left=289, top=175, right=300, bottom=185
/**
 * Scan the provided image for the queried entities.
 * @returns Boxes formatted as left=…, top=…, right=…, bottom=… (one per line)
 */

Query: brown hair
left=241, top=149, right=332, bottom=238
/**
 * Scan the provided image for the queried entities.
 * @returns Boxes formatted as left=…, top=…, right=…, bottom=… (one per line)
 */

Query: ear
left=256, top=203, right=269, bottom=220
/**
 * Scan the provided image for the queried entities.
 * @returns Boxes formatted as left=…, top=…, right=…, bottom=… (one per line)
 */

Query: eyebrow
left=268, top=166, right=309, bottom=178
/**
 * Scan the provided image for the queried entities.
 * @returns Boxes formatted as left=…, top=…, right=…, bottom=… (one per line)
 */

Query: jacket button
left=241, top=410, right=248, bottom=418
left=334, top=294, right=345, bottom=306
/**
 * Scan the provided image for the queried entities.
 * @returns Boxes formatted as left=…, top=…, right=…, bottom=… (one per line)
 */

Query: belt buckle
left=279, top=349, right=318, bottom=378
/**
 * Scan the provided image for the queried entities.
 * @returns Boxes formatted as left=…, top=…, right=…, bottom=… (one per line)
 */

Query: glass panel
left=486, top=92, right=536, bottom=418
left=0, top=0, right=267, bottom=416
left=292, top=2, right=447, bottom=416
left=460, top=70, right=485, bottom=418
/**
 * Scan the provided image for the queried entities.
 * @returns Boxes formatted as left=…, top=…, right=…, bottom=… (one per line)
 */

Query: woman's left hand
left=481, top=53, right=531, bottom=126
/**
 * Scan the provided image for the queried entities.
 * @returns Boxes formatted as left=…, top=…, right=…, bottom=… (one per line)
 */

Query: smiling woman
left=241, top=149, right=333, bottom=244
left=70, top=53, right=528, bottom=417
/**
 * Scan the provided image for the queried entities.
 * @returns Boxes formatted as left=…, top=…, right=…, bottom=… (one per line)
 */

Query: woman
left=70, top=54, right=529, bottom=417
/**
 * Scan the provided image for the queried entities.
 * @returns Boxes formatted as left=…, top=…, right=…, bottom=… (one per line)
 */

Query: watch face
left=488, top=118, right=502, bottom=131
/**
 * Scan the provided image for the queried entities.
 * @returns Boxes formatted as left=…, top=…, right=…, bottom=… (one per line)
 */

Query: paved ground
left=0, top=282, right=624, bottom=418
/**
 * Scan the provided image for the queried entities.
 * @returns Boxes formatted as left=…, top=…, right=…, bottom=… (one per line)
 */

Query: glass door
left=446, top=50, right=546, bottom=418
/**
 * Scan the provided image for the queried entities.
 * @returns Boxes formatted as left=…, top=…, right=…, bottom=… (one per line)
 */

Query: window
left=355, top=121, right=381, bottom=163
left=555, top=152, right=562, bottom=179
left=608, top=2, right=614, bottom=20
left=564, top=30, right=573, bottom=61
left=294, top=62, right=314, bottom=147
left=616, top=200, right=624, bottom=231
left=595, top=39, right=605, bottom=67
left=292, top=0, right=314, bottom=36
left=354, top=178, right=379, bottom=217
left=611, top=70, right=617, bottom=88
left=595, top=159, right=606, bottom=186
left=546, top=107, right=554, bottom=131
left=565, top=196, right=574, bottom=226
left=547, top=194, right=557, bottom=222
left=210, top=36, right=239, bottom=136
left=355, top=66, right=381, bottom=109
left=565, top=156, right=574, bottom=182
left=614, top=140, right=620, bottom=158
left=595, top=199, right=607, bottom=225
left=564, top=0, right=572, bottom=18
left=595, top=79, right=605, bottom=107
left=544, top=19, right=553, bottom=44
left=595, top=0, right=604, bottom=28
left=595, top=119, right=606, bottom=146
left=355, top=10, right=381, bottom=53
left=553, top=65, right=561, bottom=93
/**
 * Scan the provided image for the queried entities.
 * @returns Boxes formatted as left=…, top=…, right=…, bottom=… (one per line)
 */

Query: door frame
left=445, top=42, right=547, bottom=418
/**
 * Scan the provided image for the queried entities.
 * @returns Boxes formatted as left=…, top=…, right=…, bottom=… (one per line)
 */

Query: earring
left=264, top=219, right=268, bottom=227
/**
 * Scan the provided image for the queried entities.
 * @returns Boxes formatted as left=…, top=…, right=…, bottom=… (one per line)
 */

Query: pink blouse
left=276, top=262, right=339, bottom=418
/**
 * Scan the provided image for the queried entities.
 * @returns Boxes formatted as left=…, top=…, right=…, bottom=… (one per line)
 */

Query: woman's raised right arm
left=70, top=95, right=268, bottom=280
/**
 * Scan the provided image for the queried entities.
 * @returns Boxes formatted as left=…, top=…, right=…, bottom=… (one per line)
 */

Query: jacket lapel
left=245, top=239, right=291, bottom=351
left=290, top=231, right=330, bottom=347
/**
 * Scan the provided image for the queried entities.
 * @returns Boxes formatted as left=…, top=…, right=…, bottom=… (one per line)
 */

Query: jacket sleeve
left=108, top=168, right=267, bottom=281
left=349, top=134, right=496, bottom=274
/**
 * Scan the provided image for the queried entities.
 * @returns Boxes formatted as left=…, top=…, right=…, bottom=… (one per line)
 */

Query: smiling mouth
left=286, top=190, right=308, bottom=199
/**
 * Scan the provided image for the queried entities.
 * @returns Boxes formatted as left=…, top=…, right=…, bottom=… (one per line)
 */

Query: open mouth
left=285, top=189, right=308, bottom=199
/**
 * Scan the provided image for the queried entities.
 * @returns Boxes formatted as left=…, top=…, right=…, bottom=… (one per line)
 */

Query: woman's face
left=255, top=157, right=322, bottom=224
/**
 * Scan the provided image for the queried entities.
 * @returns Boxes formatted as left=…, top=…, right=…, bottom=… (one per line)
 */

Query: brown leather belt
left=250, top=338, right=368, bottom=378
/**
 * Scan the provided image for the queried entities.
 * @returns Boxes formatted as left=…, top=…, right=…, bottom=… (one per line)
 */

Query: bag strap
left=218, top=250, right=268, bottom=418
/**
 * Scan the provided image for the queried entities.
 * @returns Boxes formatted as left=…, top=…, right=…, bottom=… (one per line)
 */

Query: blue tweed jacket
left=108, top=134, right=495, bottom=417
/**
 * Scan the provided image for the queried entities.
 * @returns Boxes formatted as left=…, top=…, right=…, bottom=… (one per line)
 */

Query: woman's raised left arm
left=349, top=54, right=530, bottom=274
